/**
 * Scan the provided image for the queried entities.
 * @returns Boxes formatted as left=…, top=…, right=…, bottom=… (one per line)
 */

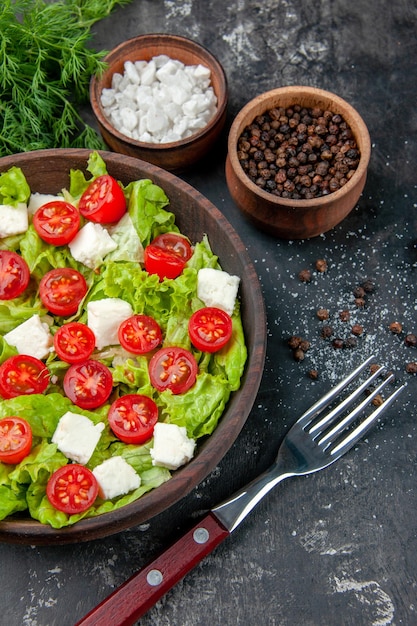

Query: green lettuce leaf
left=158, top=371, right=231, bottom=439
left=0, top=166, right=31, bottom=207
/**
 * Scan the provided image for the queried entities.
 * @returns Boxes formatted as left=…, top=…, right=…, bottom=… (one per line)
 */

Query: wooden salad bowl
left=90, top=34, right=228, bottom=172
left=0, top=149, right=266, bottom=545
left=226, top=86, right=371, bottom=239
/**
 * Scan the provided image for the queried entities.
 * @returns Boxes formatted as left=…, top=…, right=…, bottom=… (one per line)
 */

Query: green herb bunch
left=0, top=0, right=132, bottom=156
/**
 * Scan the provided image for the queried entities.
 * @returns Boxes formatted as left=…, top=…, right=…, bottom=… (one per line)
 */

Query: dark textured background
left=2, top=1, right=417, bottom=624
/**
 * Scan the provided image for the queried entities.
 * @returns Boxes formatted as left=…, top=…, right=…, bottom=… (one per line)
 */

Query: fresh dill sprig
left=0, top=0, right=133, bottom=155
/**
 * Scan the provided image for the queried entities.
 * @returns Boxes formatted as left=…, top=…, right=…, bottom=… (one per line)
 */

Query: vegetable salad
left=0, top=152, right=247, bottom=528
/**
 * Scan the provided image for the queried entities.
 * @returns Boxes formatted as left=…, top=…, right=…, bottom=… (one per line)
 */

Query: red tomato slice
left=46, top=464, right=99, bottom=515
left=39, top=268, right=88, bottom=316
left=149, top=347, right=198, bottom=394
left=144, top=233, right=192, bottom=280
left=0, top=417, right=33, bottom=464
left=188, top=307, right=233, bottom=353
left=63, top=359, right=113, bottom=409
left=78, top=174, right=127, bottom=224
left=54, top=322, right=96, bottom=364
left=0, top=250, right=30, bottom=300
left=0, top=355, right=50, bottom=399
left=118, top=314, right=162, bottom=355
left=108, top=394, right=158, bottom=444
left=33, top=200, right=80, bottom=246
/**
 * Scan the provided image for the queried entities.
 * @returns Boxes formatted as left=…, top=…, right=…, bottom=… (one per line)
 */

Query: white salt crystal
left=100, top=54, right=218, bottom=144
left=124, top=60, right=140, bottom=84
left=120, top=107, right=138, bottom=131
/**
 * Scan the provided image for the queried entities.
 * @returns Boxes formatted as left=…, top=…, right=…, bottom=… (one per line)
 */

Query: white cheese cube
left=150, top=423, right=196, bottom=470
left=4, top=314, right=53, bottom=359
left=197, top=268, right=240, bottom=316
left=68, top=222, right=117, bottom=269
left=27, top=193, right=63, bottom=216
left=87, top=298, right=133, bottom=350
left=0, top=203, right=28, bottom=238
left=92, top=456, right=141, bottom=499
left=52, top=411, right=105, bottom=465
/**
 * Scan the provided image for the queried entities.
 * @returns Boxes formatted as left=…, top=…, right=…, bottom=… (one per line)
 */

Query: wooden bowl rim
left=227, top=85, right=371, bottom=210
left=90, top=33, right=228, bottom=151
left=0, top=148, right=266, bottom=544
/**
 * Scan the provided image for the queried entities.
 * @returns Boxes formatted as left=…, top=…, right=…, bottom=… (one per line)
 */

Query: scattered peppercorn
left=339, top=310, right=350, bottom=322
left=316, top=308, right=330, bottom=320
left=288, top=334, right=311, bottom=362
left=406, top=362, right=417, bottom=374
left=298, top=269, right=312, bottom=283
left=361, top=279, right=375, bottom=293
left=389, top=321, right=403, bottom=334
left=237, top=105, right=360, bottom=199
left=308, top=369, right=319, bottom=380
left=344, top=337, right=357, bottom=349
left=405, top=333, right=417, bottom=347
left=315, top=259, right=328, bottom=273
left=332, top=337, right=344, bottom=349
left=372, top=394, right=384, bottom=407
left=354, top=297, right=366, bottom=308
left=288, top=335, right=302, bottom=349
left=293, top=348, right=305, bottom=362
left=351, top=324, right=364, bottom=336
left=321, top=325, right=334, bottom=338
left=369, top=364, right=381, bottom=375
left=353, top=286, right=366, bottom=299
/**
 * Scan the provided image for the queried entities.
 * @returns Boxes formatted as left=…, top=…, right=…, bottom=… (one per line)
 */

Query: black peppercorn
left=236, top=104, right=360, bottom=200
left=389, top=321, right=403, bottom=334
left=405, top=333, right=417, bottom=347
left=298, top=269, right=312, bottom=283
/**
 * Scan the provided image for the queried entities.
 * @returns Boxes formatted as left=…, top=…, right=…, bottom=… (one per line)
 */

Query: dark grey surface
left=2, top=1, right=417, bottom=625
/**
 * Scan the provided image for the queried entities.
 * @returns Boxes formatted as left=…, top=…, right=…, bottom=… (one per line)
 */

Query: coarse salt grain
left=100, top=55, right=218, bottom=144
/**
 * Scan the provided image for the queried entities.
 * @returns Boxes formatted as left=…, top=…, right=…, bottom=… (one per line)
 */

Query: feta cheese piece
left=68, top=222, right=117, bottom=269
left=0, top=203, right=28, bottom=238
left=3, top=314, right=53, bottom=359
left=197, top=268, right=240, bottom=316
left=92, top=456, right=141, bottom=500
left=52, top=411, right=105, bottom=465
left=27, top=193, right=63, bottom=216
left=150, top=423, right=196, bottom=470
left=87, top=298, right=133, bottom=350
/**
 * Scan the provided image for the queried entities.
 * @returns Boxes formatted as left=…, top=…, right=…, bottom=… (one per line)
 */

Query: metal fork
left=77, top=355, right=406, bottom=626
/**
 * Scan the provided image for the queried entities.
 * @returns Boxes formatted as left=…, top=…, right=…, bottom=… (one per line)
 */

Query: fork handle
left=75, top=512, right=230, bottom=626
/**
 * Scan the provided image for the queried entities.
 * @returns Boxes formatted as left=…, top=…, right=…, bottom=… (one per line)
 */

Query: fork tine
left=318, top=372, right=394, bottom=446
left=326, top=383, right=407, bottom=458
left=308, top=364, right=386, bottom=436
left=298, top=354, right=376, bottom=428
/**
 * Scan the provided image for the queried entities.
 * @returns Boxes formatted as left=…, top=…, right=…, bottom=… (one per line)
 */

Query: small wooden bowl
left=226, top=86, right=371, bottom=239
left=0, top=149, right=266, bottom=545
left=90, top=34, right=228, bottom=173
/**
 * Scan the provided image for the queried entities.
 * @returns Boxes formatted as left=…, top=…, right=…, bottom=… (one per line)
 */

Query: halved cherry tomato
left=54, top=322, right=96, bottom=364
left=0, top=250, right=30, bottom=300
left=63, top=359, right=113, bottom=409
left=0, top=417, right=33, bottom=464
left=118, top=314, right=162, bottom=355
left=188, top=307, right=233, bottom=353
left=144, top=233, right=192, bottom=280
left=149, top=347, right=197, bottom=394
left=39, top=268, right=88, bottom=316
left=0, top=355, right=50, bottom=399
left=33, top=200, right=80, bottom=246
left=46, top=464, right=98, bottom=515
left=108, top=394, right=158, bottom=444
left=78, top=174, right=127, bottom=224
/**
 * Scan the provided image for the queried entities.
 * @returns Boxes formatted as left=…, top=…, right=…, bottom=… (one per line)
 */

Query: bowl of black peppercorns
left=225, top=86, right=371, bottom=239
